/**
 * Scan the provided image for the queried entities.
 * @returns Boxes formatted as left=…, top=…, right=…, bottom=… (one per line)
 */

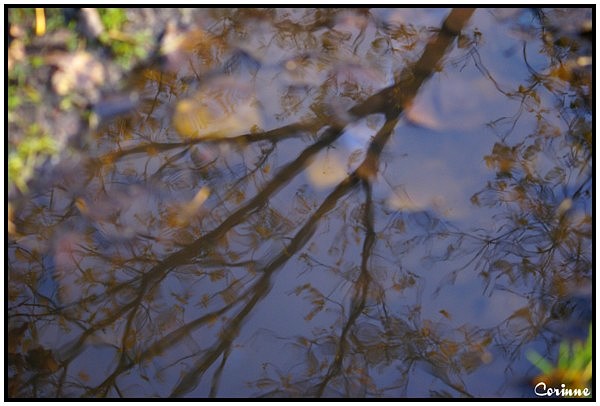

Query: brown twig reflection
left=313, top=180, right=375, bottom=397
left=9, top=8, right=481, bottom=398
left=173, top=8, right=477, bottom=393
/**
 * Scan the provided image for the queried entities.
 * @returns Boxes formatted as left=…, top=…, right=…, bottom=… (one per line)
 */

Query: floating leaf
left=25, top=347, right=59, bottom=373
left=306, top=151, right=347, bottom=189
left=491, top=259, right=512, bottom=274
left=171, top=186, right=211, bottom=226
left=78, top=370, right=91, bottom=382
left=508, top=306, right=531, bottom=322
left=209, top=269, right=226, bottom=282
left=172, top=77, right=261, bottom=139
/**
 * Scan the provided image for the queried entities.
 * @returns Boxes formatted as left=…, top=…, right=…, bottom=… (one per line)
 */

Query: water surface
left=8, top=8, right=592, bottom=398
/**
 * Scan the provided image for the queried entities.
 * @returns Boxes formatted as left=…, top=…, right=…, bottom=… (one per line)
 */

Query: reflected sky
left=7, top=8, right=592, bottom=398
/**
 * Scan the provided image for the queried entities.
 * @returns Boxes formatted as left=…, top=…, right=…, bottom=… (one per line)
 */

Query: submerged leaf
left=306, top=151, right=348, bottom=189
left=172, top=77, right=262, bottom=139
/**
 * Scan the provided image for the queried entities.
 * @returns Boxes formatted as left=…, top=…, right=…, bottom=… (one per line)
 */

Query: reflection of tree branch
left=97, top=120, right=324, bottom=163
left=99, top=9, right=475, bottom=170
left=51, top=123, right=351, bottom=398
left=129, top=8, right=476, bottom=397
left=218, top=142, right=275, bottom=205
left=83, top=286, right=244, bottom=396
left=350, top=8, right=476, bottom=119
left=65, top=124, right=345, bottom=315
left=170, top=168, right=362, bottom=397
left=208, top=346, right=230, bottom=398
left=166, top=115, right=401, bottom=397
left=86, top=141, right=365, bottom=396
left=13, top=9, right=478, bottom=398
left=309, top=8, right=476, bottom=396
left=313, top=180, right=375, bottom=397
left=172, top=9, right=477, bottom=390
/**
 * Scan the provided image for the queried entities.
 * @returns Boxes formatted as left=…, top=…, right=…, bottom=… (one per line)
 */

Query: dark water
left=8, top=8, right=592, bottom=398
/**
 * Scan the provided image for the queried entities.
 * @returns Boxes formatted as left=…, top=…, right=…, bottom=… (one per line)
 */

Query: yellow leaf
left=440, top=340, right=459, bottom=357
left=8, top=203, right=17, bottom=236
left=14, top=248, right=30, bottom=262
left=174, top=186, right=211, bottom=226
left=209, top=269, right=225, bottom=282
left=172, top=77, right=261, bottom=139
left=220, top=289, right=236, bottom=305
left=35, top=8, right=46, bottom=36
left=233, top=190, right=245, bottom=204
left=191, top=186, right=210, bottom=208
left=256, top=224, right=271, bottom=238
left=172, top=99, right=212, bottom=138
left=509, top=307, right=531, bottom=321
left=75, top=197, right=89, bottom=215
left=207, top=313, right=219, bottom=327
left=78, top=371, right=90, bottom=382
left=306, top=151, right=347, bottom=189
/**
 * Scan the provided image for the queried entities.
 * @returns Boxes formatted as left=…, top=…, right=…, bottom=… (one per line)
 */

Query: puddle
left=8, top=8, right=592, bottom=398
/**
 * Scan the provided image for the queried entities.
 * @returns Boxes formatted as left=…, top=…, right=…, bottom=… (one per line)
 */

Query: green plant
left=97, top=8, right=151, bottom=69
left=527, top=323, right=592, bottom=396
left=8, top=125, right=58, bottom=193
left=98, top=8, right=127, bottom=31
